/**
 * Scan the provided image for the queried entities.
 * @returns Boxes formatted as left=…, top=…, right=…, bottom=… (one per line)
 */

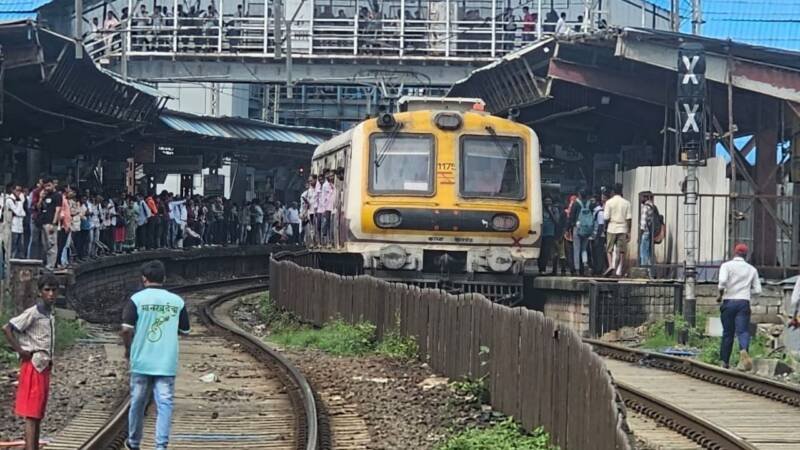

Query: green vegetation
left=270, top=320, right=377, bottom=356
left=257, top=293, right=300, bottom=333
left=641, top=313, right=773, bottom=366
left=436, top=418, right=558, bottom=450
left=258, top=292, right=420, bottom=359
left=0, top=315, right=14, bottom=365
left=376, top=329, right=419, bottom=360
left=449, top=376, right=489, bottom=404
left=55, top=317, right=88, bottom=352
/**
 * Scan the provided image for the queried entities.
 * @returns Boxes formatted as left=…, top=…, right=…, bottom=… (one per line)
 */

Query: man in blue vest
left=120, top=260, right=190, bottom=450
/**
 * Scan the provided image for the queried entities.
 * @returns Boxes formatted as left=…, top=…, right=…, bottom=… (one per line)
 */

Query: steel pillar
left=753, top=99, right=779, bottom=267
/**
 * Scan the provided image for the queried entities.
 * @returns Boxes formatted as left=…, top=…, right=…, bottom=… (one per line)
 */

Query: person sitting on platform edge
left=3, top=274, right=60, bottom=450
left=717, top=243, right=761, bottom=371
left=121, top=260, right=191, bottom=450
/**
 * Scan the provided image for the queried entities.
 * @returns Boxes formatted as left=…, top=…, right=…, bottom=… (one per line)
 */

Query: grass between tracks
left=641, top=313, right=772, bottom=366
left=257, top=293, right=418, bottom=359
left=435, top=418, right=558, bottom=450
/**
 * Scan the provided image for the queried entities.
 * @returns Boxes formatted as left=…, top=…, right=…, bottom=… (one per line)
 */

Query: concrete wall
left=533, top=277, right=593, bottom=336
left=695, top=282, right=784, bottom=323
left=63, top=246, right=274, bottom=322
left=533, top=277, right=681, bottom=337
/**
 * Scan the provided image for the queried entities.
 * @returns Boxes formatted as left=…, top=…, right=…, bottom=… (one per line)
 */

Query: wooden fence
left=270, top=257, right=632, bottom=450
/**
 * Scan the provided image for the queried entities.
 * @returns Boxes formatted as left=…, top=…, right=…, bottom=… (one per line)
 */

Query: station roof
left=0, top=20, right=168, bottom=154
left=0, top=0, right=52, bottom=19
left=448, top=28, right=800, bottom=147
left=0, top=20, right=335, bottom=165
left=159, top=110, right=333, bottom=147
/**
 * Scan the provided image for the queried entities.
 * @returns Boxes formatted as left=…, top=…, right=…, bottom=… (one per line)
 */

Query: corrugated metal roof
left=159, top=110, right=335, bottom=147
left=0, top=0, right=51, bottom=12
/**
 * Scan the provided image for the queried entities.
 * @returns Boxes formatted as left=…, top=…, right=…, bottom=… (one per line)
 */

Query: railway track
left=47, top=277, right=325, bottom=450
left=588, top=339, right=800, bottom=450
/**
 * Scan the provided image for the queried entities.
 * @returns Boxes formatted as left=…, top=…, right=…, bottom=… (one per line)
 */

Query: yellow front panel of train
left=358, top=110, right=534, bottom=244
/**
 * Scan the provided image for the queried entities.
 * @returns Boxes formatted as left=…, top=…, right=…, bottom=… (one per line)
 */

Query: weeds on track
left=435, top=418, right=558, bottom=450
left=258, top=292, right=419, bottom=359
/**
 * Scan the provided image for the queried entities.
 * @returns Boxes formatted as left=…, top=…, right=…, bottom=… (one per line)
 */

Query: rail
left=587, top=339, right=800, bottom=406
left=588, top=339, right=800, bottom=449
left=615, top=382, right=758, bottom=450
left=80, top=277, right=322, bottom=450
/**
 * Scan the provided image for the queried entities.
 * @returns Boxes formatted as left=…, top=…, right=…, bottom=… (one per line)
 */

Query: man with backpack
left=639, top=191, right=657, bottom=277
left=569, top=189, right=594, bottom=276
left=590, top=190, right=608, bottom=276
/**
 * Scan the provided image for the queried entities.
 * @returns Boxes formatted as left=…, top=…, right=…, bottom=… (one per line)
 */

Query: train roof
left=312, top=125, right=357, bottom=160
left=398, top=96, right=486, bottom=112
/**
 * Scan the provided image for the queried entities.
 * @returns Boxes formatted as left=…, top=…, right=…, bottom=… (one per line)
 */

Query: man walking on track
left=717, top=244, right=761, bottom=371
left=3, top=274, right=60, bottom=450
left=121, top=260, right=191, bottom=450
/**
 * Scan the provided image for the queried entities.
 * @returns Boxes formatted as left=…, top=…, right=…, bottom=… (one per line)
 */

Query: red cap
left=734, top=243, right=749, bottom=256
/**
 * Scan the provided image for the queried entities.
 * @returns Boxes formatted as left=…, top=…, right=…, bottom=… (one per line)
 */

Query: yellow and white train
left=309, top=97, right=542, bottom=298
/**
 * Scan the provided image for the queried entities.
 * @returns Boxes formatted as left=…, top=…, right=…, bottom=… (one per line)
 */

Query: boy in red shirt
left=3, top=274, right=59, bottom=450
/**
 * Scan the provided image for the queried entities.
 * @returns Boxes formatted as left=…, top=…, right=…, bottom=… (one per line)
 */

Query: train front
left=344, top=98, right=542, bottom=292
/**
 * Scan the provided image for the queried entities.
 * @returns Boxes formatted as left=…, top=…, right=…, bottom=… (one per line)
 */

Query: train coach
left=308, top=97, right=542, bottom=300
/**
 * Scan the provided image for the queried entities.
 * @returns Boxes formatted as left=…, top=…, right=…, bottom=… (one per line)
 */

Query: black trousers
left=538, top=236, right=558, bottom=274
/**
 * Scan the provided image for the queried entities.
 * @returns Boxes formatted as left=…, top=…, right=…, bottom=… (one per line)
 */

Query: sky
left=643, top=0, right=800, bottom=162
left=650, top=0, right=800, bottom=50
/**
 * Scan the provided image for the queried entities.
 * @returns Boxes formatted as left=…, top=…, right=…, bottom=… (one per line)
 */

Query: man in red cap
left=717, top=243, right=761, bottom=370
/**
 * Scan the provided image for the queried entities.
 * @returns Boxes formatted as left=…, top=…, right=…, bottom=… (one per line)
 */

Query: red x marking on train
left=511, top=237, right=522, bottom=247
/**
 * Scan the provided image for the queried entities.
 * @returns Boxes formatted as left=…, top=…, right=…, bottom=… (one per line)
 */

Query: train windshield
left=370, top=134, right=434, bottom=194
left=460, top=136, right=524, bottom=199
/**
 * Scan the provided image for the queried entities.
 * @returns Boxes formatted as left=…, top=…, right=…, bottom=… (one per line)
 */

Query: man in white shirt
left=284, top=202, right=301, bottom=244
left=555, top=12, right=569, bottom=36
left=602, top=183, right=631, bottom=277
left=789, top=275, right=800, bottom=329
left=717, top=243, right=761, bottom=370
left=320, top=172, right=335, bottom=245
left=315, top=172, right=326, bottom=244
left=302, top=176, right=318, bottom=245
left=7, top=186, right=27, bottom=259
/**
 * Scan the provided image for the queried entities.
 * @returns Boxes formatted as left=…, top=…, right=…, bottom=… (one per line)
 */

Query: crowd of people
left=539, top=183, right=661, bottom=278
left=0, top=176, right=310, bottom=275
left=2, top=176, right=664, bottom=278
left=83, top=0, right=593, bottom=57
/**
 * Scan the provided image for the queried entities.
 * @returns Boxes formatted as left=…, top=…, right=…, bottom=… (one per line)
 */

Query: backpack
left=576, top=200, right=594, bottom=237
left=650, top=204, right=666, bottom=244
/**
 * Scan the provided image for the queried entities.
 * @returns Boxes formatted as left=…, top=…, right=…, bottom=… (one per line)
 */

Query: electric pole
left=692, top=0, right=702, bottom=35
left=75, top=0, right=83, bottom=58
left=670, top=0, right=680, bottom=32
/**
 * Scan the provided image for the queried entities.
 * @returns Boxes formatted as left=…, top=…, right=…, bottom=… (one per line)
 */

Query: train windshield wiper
left=374, top=123, right=402, bottom=169
left=484, top=126, right=521, bottom=194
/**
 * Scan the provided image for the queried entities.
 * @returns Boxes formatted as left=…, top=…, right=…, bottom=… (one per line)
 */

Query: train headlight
left=380, top=245, right=408, bottom=270
left=491, top=214, right=519, bottom=232
left=487, top=248, right=513, bottom=272
left=434, top=112, right=462, bottom=131
left=375, top=209, right=402, bottom=228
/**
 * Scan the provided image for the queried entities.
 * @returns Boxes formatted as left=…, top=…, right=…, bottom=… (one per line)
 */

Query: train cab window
left=370, top=134, right=434, bottom=195
left=460, top=136, right=524, bottom=199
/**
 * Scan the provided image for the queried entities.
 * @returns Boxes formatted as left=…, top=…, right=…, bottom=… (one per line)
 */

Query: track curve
left=67, top=278, right=324, bottom=450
